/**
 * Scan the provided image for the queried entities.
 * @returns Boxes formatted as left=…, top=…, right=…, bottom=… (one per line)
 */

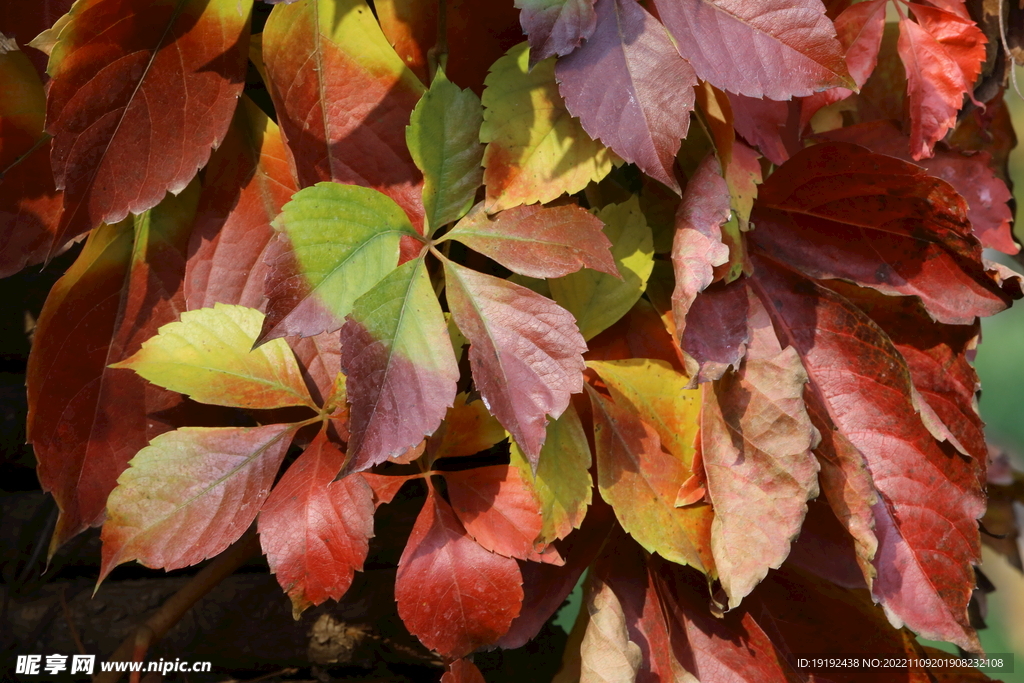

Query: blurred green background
left=959, top=79, right=1024, bottom=682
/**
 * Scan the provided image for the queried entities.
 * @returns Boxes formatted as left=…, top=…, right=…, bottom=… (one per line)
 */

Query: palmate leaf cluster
left=2, top=0, right=1024, bottom=680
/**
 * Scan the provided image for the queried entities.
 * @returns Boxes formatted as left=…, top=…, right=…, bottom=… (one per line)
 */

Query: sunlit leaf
left=113, top=304, right=316, bottom=410
left=481, top=42, right=616, bottom=212
left=551, top=197, right=653, bottom=340
left=101, top=423, right=296, bottom=579
left=44, top=0, right=251, bottom=249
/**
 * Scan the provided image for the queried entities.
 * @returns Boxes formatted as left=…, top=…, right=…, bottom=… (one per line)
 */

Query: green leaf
left=112, top=304, right=316, bottom=410
left=550, top=196, right=654, bottom=340
left=510, top=402, right=593, bottom=544
left=481, top=42, right=616, bottom=212
left=260, top=182, right=420, bottom=342
left=341, top=258, right=459, bottom=472
left=406, top=67, right=484, bottom=233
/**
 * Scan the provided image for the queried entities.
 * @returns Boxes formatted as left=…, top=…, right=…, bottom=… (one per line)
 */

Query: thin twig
left=998, top=0, right=1023, bottom=99
left=94, top=531, right=261, bottom=683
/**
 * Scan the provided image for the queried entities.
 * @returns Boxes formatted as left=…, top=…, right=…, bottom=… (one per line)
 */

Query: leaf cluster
left=2, top=0, right=1024, bottom=680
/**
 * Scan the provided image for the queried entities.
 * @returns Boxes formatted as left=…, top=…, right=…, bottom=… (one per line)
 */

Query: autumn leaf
left=516, top=0, right=597, bottom=65
left=446, top=464, right=545, bottom=560
left=821, top=120, right=1016, bottom=254
left=261, top=0, right=425, bottom=226
left=406, top=67, right=484, bottom=233
left=340, top=258, right=459, bottom=472
left=258, top=431, right=374, bottom=618
left=185, top=97, right=297, bottom=311
left=554, top=0, right=697, bottom=192
left=752, top=257, right=985, bottom=651
left=800, top=0, right=886, bottom=122
left=728, top=93, right=800, bottom=166
left=701, top=342, right=820, bottom=608
left=652, top=556, right=804, bottom=682
left=395, top=486, right=524, bottom=657
left=260, top=183, right=420, bottom=343
left=428, top=393, right=506, bottom=462
left=28, top=189, right=198, bottom=555
left=442, top=202, right=618, bottom=279
left=444, top=259, right=587, bottom=464
left=751, top=142, right=1014, bottom=325
left=671, top=153, right=731, bottom=343
left=0, top=39, right=61, bottom=276
left=591, top=533, right=690, bottom=682
left=586, top=359, right=701, bottom=472
left=550, top=197, right=653, bottom=340
left=586, top=384, right=713, bottom=573
left=44, top=0, right=250, bottom=250
left=898, top=4, right=987, bottom=159
left=579, top=576, right=642, bottom=683
left=652, top=0, right=852, bottom=99
left=481, top=42, right=616, bottom=212
left=441, top=658, right=487, bottom=683
left=509, top=403, right=593, bottom=543
left=113, top=304, right=317, bottom=411
left=101, top=423, right=296, bottom=579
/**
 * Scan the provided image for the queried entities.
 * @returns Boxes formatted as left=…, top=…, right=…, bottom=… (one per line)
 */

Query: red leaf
left=679, top=280, right=753, bottom=385
left=727, top=94, right=801, bottom=166
left=586, top=300, right=687, bottom=374
left=445, top=202, right=618, bottom=279
left=395, top=487, right=524, bottom=658
left=441, top=659, right=487, bottom=683
left=555, top=0, right=696, bottom=192
left=829, top=281, right=985, bottom=465
left=651, top=556, right=804, bottom=683
left=28, top=189, right=196, bottom=554
left=754, top=566, right=944, bottom=682
left=185, top=97, right=297, bottom=311
left=445, top=0, right=527, bottom=95
left=375, top=0, right=525, bottom=94
left=0, top=42, right=63, bottom=276
left=799, top=0, right=886, bottom=125
left=751, top=257, right=984, bottom=651
left=261, top=0, right=425, bottom=228
left=291, top=332, right=343, bottom=412
left=258, top=431, right=374, bottom=617
left=101, top=423, right=296, bottom=579
left=517, top=0, right=598, bottom=65
left=821, top=120, right=1016, bottom=254
left=360, top=472, right=413, bottom=507
left=785, top=499, right=868, bottom=590
left=45, top=0, right=250, bottom=250
left=897, top=5, right=987, bottom=159
left=652, top=0, right=852, bottom=100
left=446, top=465, right=545, bottom=560
left=444, top=260, right=587, bottom=464
left=497, top=497, right=616, bottom=649
left=752, top=142, right=1012, bottom=325
left=671, top=153, right=731, bottom=343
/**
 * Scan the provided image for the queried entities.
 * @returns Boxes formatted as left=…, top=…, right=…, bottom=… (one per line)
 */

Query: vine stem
left=93, top=532, right=261, bottom=683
